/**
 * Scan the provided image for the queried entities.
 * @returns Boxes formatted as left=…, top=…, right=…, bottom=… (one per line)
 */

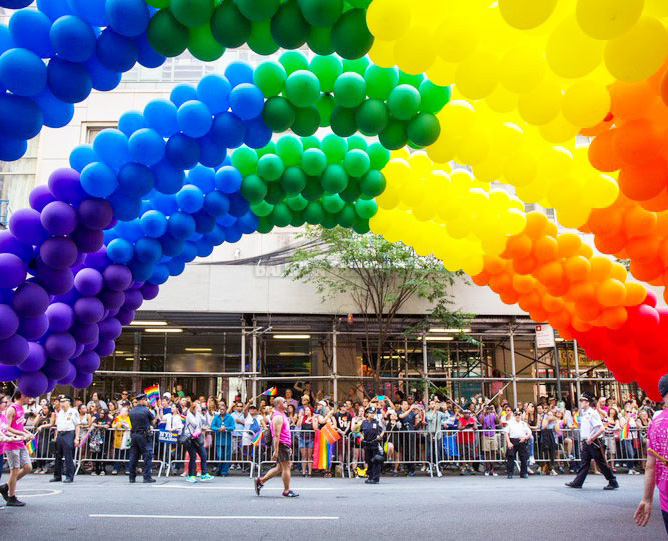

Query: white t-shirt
left=242, top=414, right=260, bottom=446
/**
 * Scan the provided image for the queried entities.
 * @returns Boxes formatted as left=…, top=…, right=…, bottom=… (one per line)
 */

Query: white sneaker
left=492, top=471, right=498, bottom=477
left=484, top=471, right=489, bottom=476
left=529, top=457, right=536, bottom=466
left=550, top=470, right=558, bottom=476
left=100, top=471, right=106, bottom=476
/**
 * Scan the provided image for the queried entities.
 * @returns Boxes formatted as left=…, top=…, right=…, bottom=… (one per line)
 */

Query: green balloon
left=346, top=136, right=367, bottom=152
left=339, top=176, right=361, bottom=202
left=330, top=106, right=357, bottom=138
left=251, top=199, right=273, bottom=217
left=343, top=149, right=370, bottom=177
left=254, top=61, right=287, bottom=97
left=257, top=154, right=285, bottom=182
left=279, top=51, right=309, bottom=75
left=188, top=24, right=225, bottom=61
left=280, top=166, right=307, bottom=194
left=291, top=106, right=320, bottom=137
left=321, top=212, right=337, bottom=229
left=398, top=72, right=424, bottom=88
left=270, top=0, right=309, bottom=50
left=360, top=169, right=386, bottom=198
left=285, top=70, right=321, bottom=108
left=354, top=199, right=377, bottom=220
left=301, top=148, right=327, bottom=176
left=241, top=175, right=269, bottom=204
left=211, top=0, right=251, bottom=48
left=304, top=201, right=325, bottom=224
left=231, top=147, right=258, bottom=176
left=248, top=20, right=279, bottom=55
left=355, top=99, right=389, bottom=136
left=388, top=84, right=421, bottom=121
left=407, top=113, right=441, bottom=148
left=301, top=136, right=320, bottom=150
left=256, top=142, right=276, bottom=158
left=270, top=202, right=292, bottom=227
left=257, top=216, right=274, bottom=233
left=321, top=164, right=348, bottom=194
left=307, top=26, right=335, bottom=56
left=290, top=210, right=306, bottom=227
left=321, top=133, right=347, bottom=163
left=347, top=0, right=371, bottom=8
left=235, top=0, right=279, bottom=21
left=336, top=204, right=357, bottom=227
left=147, top=9, right=189, bottom=57
left=419, top=80, right=452, bottom=114
left=332, top=9, right=373, bottom=60
left=298, top=0, right=343, bottom=27
left=147, top=0, right=170, bottom=6
left=286, top=193, right=309, bottom=211
left=265, top=182, right=286, bottom=204
left=364, top=65, right=399, bottom=101
left=378, top=119, right=408, bottom=151
left=367, top=143, right=390, bottom=170
left=171, top=0, right=214, bottom=29
left=322, top=193, right=345, bottom=214
left=333, top=72, right=366, bottom=108
left=309, top=55, right=342, bottom=93
left=302, top=175, right=324, bottom=201
left=353, top=217, right=370, bottom=234
left=262, top=97, right=295, bottom=132
left=315, top=94, right=335, bottom=127
left=342, top=56, right=370, bottom=76
left=275, top=136, right=303, bottom=166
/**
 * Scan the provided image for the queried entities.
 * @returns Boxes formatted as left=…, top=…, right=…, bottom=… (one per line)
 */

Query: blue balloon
left=47, top=57, right=92, bottom=103
left=50, top=15, right=96, bottom=63
left=0, top=48, right=47, bottom=97
left=33, top=89, right=75, bottom=128
left=0, top=25, right=13, bottom=58
left=243, top=117, right=272, bottom=149
left=197, top=74, right=231, bottom=115
left=181, top=240, right=198, bottom=262
left=224, top=61, right=254, bottom=88
left=0, top=0, right=33, bottom=8
left=165, top=133, right=199, bottom=170
left=197, top=135, right=226, bottom=169
left=148, top=263, right=170, bottom=285
left=193, top=210, right=215, bottom=234
left=129, top=128, right=165, bottom=166
left=228, top=192, right=250, bottom=217
left=187, top=165, right=216, bottom=193
left=229, top=83, right=264, bottom=120
left=135, top=237, right=162, bottom=263
left=215, top=166, right=243, bottom=194
left=144, top=99, right=178, bottom=138
left=37, top=0, right=71, bottom=21
left=0, top=364, right=21, bottom=383
left=67, top=0, right=108, bottom=26
left=152, top=160, right=184, bottom=194
left=0, top=134, right=27, bottom=162
left=210, top=112, right=246, bottom=149
left=238, top=211, right=259, bottom=234
left=117, top=162, right=154, bottom=197
left=96, top=28, right=138, bottom=73
left=167, top=211, right=196, bottom=240
left=112, top=219, right=143, bottom=242
left=9, top=10, right=54, bottom=58
left=107, top=191, right=141, bottom=221
left=93, top=128, right=130, bottom=171
left=176, top=184, right=204, bottom=213
left=170, top=84, right=198, bottom=108
left=127, top=257, right=153, bottom=282
left=85, top=56, right=123, bottom=91
left=177, top=100, right=212, bottom=139
left=224, top=224, right=243, bottom=243
left=0, top=93, right=43, bottom=140
left=69, top=144, right=97, bottom=172
left=118, top=111, right=145, bottom=137
left=106, top=237, right=133, bottom=263
left=195, top=238, right=214, bottom=258
left=140, top=210, right=168, bottom=238
left=204, top=224, right=226, bottom=246
left=105, top=0, right=150, bottom=38
left=204, top=191, right=230, bottom=217
left=80, top=161, right=118, bottom=198
left=160, top=234, right=183, bottom=257
left=150, top=192, right=178, bottom=215
left=165, top=257, right=185, bottom=277
left=135, top=33, right=165, bottom=69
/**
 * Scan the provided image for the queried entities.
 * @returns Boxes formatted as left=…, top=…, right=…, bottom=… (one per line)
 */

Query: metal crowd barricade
left=26, top=426, right=61, bottom=472
left=349, top=430, right=434, bottom=477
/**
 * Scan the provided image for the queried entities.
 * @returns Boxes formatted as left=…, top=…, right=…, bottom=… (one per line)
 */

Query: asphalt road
left=1, top=473, right=664, bottom=540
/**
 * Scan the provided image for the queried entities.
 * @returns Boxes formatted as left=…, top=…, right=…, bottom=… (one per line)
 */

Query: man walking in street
left=0, top=391, right=35, bottom=507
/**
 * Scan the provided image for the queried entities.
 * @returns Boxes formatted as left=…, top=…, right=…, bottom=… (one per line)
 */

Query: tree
left=285, top=226, right=469, bottom=391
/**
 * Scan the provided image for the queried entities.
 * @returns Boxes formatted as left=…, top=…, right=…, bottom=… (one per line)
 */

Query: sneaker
left=111, top=470, right=118, bottom=476
left=565, top=482, right=582, bottom=489
left=550, top=470, right=559, bottom=476
left=6, top=497, right=25, bottom=507
left=99, top=471, right=106, bottom=476
left=484, top=471, right=489, bottom=476
left=91, top=472, right=98, bottom=476
left=254, top=477, right=263, bottom=496
left=604, top=480, right=619, bottom=490
left=0, top=484, right=8, bottom=502
left=492, top=471, right=498, bottom=477
left=186, top=476, right=199, bottom=483
left=282, top=490, right=299, bottom=498
left=200, top=474, right=214, bottom=482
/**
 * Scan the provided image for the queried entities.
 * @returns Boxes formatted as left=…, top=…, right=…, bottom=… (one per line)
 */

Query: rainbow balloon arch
left=0, top=0, right=667, bottom=400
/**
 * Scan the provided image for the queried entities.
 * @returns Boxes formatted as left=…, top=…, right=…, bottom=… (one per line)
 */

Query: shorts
left=5, top=447, right=31, bottom=469
left=277, top=443, right=292, bottom=464
left=298, top=432, right=314, bottom=449
left=482, top=436, right=498, bottom=452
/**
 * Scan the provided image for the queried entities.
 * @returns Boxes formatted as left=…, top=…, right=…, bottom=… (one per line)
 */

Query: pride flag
left=262, top=387, right=278, bottom=396
left=252, top=431, right=263, bottom=447
left=145, top=385, right=160, bottom=406
left=312, top=427, right=334, bottom=470
left=622, top=421, right=630, bottom=439
left=321, top=422, right=341, bottom=445
left=572, top=413, right=579, bottom=428
left=26, top=437, right=36, bottom=456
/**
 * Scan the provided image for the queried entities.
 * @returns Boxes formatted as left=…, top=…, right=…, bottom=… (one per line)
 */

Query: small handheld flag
left=26, top=437, right=36, bottom=456
left=262, top=387, right=278, bottom=396
left=145, top=385, right=160, bottom=406
left=78, top=430, right=90, bottom=448
left=252, top=431, right=263, bottom=447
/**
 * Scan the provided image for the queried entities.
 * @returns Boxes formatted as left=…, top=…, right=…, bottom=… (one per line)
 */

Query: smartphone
left=377, top=395, right=386, bottom=401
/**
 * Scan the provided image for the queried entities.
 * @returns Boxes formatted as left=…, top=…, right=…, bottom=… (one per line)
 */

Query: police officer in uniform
left=565, top=393, right=619, bottom=490
left=504, top=409, right=531, bottom=479
left=360, top=407, right=385, bottom=484
left=50, top=396, right=80, bottom=484
left=128, top=394, right=158, bottom=483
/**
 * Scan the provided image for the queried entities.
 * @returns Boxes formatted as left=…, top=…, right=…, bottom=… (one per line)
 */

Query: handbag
left=178, top=422, right=191, bottom=444
left=120, top=430, right=131, bottom=450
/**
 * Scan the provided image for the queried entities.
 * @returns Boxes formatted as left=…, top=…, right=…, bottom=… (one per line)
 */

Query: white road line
left=16, top=489, right=62, bottom=498
left=90, top=515, right=339, bottom=520
left=153, top=485, right=333, bottom=491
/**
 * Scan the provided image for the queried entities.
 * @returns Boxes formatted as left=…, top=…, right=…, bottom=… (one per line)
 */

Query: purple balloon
left=74, top=268, right=103, bottom=296
left=84, top=249, right=111, bottom=271
left=116, top=307, right=135, bottom=326
left=0, top=364, right=20, bottom=382
left=16, top=313, right=49, bottom=340
left=99, top=288, right=125, bottom=311
left=70, top=322, right=98, bottom=344
left=40, top=201, right=78, bottom=236
left=73, top=351, right=100, bottom=374
left=103, top=264, right=132, bottom=291
left=95, top=338, right=115, bottom=357
left=72, top=370, right=93, bottom=389
left=9, top=208, right=48, bottom=246
left=74, top=296, right=104, bottom=324
left=71, top=226, right=104, bottom=253
left=17, top=371, right=49, bottom=397
left=123, top=288, right=143, bottom=310
left=72, top=343, right=84, bottom=358
left=29, top=185, right=56, bottom=212
left=78, top=199, right=113, bottom=230
left=41, top=358, right=71, bottom=380
left=48, top=168, right=86, bottom=204
left=35, top=259, right=74, bottom=295
left=140, top=283, right=159, bottom=300
left=46, top=302, right=74, bottom=332
left=12, top=282, right=49, bottom=318
left=0, top=231, right=35, bottom=262
left=0, top=253, right=27, bottom=289
left=40, top=236, right=79, bottom=270
left=17, top=342, right=47, bottom=372
left=45, top=332, right=76, bottom=361
left=0, top=304, right=19, bottom=340
left=82, top=336, right=99, bottom=352
left=98, top=317, right=122, bottom=340
left=57, top=362, right=77, bottom=386
left=0, top=334, right=29, bottom=365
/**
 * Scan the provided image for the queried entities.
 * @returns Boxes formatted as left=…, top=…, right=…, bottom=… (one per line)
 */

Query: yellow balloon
left=408, top=152, right=433, bottom=178
left=375, top=188, right=400, bottom=211
left=604, top=17, right=668, bottom=82
left=485, top=85, right=518, bottom=114
left=561, top=80, right=611, bottom=127
left=427, top=130, right=458, bottom=164
left=394, top=24, right=437, bottom=75
left=493, top=123, right=524, bottom=155
left=556, top=204, right=591, bottom=229
left=434, top=13, right=481, bottom=63
left=437, top=101, right=476, bottom=134
left=366, top=0, right=413, bottom=41
left=515, top=181, right=546, bottom=204
left=481, top=232, right=509, bottom=256
left=368, top=39, right=398, bottom=70
left=504, top=209, right=528, bottom=235
left=539, top=147, right=574, bottom=181
left=500, top=44, right=546, bottom=93
left=504, top=147, right=539, bottom=187
left=462, top=254, right=485, bottom=276
left=390, top=148, right=410, bottom=161
left=585, top=173, right=620, bottom=209
left=576, top=0, right=644, bottom=40
left=517, top=78, right=562, bottom=125
left=498, top=0, right=558, bottom=30
left=454, top=51, right=500, bottom=100
left=447, top=218, right=472, bottom=239
left=457, top=129, right=491, bottom=165
left=545, top=15, right=604, bottom=78
left=537, top=113, right=581, bottom=144
left=547, top=177, right=582, bottom=209
left=472, top=152, right=505, bottom=182
left=369, top=211, right=391, bottom=234
left=426, top=58, right=457, bottom=87
left=646, top=0, right=668, bottom=17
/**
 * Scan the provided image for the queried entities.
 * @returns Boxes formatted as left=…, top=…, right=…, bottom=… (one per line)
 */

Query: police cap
left=135, top=393, right=147, bottom=401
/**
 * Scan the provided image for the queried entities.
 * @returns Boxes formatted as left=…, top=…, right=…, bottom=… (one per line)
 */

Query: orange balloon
left=609, top=80, right=655, bottom=121
left=472, top=271, right=490, bottom=286
left=545, top=222, right=558, bottom=238
left=564, top=256, right=591, bottom=281
left=575, top=298, right=602, bottom=321
left=578, top=244, right=594, bottom=258
left=590, top=257, right=613, bottom=281
left=524, top=213, right=548, bottom=239
left=529, top=308, right=548, bottom=323
left=625, top=282, right=648, bottom=306
left=542, top=294, right=564, bottom=313
left=623, top=206, right=658, bottom=238
left=533, top=235, right=559, bottom=262
left=594, top=233, right=626, bottom=255
left=513, top=256, right=538, bottom=275
left=638, top=189, right=668, bottom=212
left=519, top=291, right=542, bottom=312
left=483, top=255, right=506, bottom=275
left=536, top=261, right=564, bottom=286
left=500, top=290, right=520, bottom=305
left=587, top=207, right=624, bottom=236
left=571, top=317, right=592, bottom=333
left=568, top=281, right=596, bottom=303
left=580, top=114, right=614, bottom=138
left=546, top=279, right=570, bottom=297
left=505, top=235, right=533, bottom=259
left=613, top=119, right=661, bottom=165
left=626, top=235, right=660, bottom=261
left=588, top=130, right=623, bottom=172
left=557, top=234, right=582, bottom=258
left=618, top=158, right=668, bottom=202
left=512, top=274, right=535, bottom=293
left=596, top=278, right=627, bottom=306
left=661, top=70, right=668, bottom=108
left=610, top=263, right=628, bottom=282
left=601, top=307, right=628, bottom=330
left=489, top=272, right=512, bottom=293
left=549, top=310, right=572, bottom=330
left=629, top=258, right=663, bottom=281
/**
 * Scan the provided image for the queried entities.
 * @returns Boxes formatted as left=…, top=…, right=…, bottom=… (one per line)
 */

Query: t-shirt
left=401, top=411, right=417, bottom=430
left=335, top=412, right=353, bottom=434
left=648, top=409, right=668, bottom=512
left=242, top=414, right=261, bottom=446
left=457, top=417, right=476, bottom=444
left=0, top=412, right=7, bottom=453
left=231, top=411, right=245, bottom=435
left=5, top=403, right=26, bottom=451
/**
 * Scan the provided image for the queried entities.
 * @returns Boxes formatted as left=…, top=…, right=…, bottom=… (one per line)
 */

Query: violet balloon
left=98, top=288, right=125, bottom=311
left=71, top=226, right=104, bottom=253
left=9, top=208, right=48, bottom=246
left=78, top=198, right=113, bottom=230
left=0, top=334, right=29, bottom=365
left=29, top=185, right=56, bottom=212
left=73, top=351, right=100, bottom=374
left=40, top=200, right=78, bottom=235
left=41, top=358, right=71, bottom=380
left=35, top=261, right=74, bottom=295
left=140, top=283, right=159, bottom=300
left=47, top=167, right=87, bottom=204
left=70, top=322, right=98, bottom=344
left=40, top=236, right=79, bottom=269
left=57, top=362, right=77, bottom=386
left=116, top=307, right=134, bottom=326
left=0, top=364, right=20, bottom=382
left=103, top=264, right=133, bottom=291
left=45, top=331, right=76, bottom=361
left=74, top=267, right=104, bottom=296
left=46, top=302, right=74, bottom=332
left=98, top=317, right=121, bottom=340
left=0, top=252, right=27, bottom=289
left=71, top=370, right=93, bottom=389
left=0, top=231, right=35, bottom=262
left=123, top=288, right=143, bottom=310
left=73, top=296, right=104, bottom=324
left=17, top=370, right=48, bottom=397
left=0, top=304, right=20, bottom=340
left=17, top=342, right=47, bottom=372
left=12, top=282, right=49, bottom=318
left=16, top=313, right=49, bottom=340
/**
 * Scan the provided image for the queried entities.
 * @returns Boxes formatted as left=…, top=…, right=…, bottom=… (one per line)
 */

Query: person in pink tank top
left=254, top=396, right=299, bottom=498
left=0, top=390, right=34, bottom=508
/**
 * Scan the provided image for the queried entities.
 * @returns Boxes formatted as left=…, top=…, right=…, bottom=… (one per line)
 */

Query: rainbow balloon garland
left=0, top=0, right=667, bottom=399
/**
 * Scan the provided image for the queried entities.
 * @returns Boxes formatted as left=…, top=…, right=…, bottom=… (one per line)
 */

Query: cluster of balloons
left=235, top=133, right=388, bottom=234
left=146, top=0, right=373, bottom=60
left=0, top=0, right=165, bottom=161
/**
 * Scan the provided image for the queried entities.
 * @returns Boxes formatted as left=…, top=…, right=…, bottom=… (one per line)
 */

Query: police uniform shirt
left=579, top=408, right=603, bottom=440
left=504, top=418, right=531, bottom=439
left=360, top=419, right=383, bottom=443
left=55, top=408, right=80, bottom=432
left=129, top=405, right=155, bottom=432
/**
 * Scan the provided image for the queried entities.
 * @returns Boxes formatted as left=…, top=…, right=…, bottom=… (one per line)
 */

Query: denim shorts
left=5, top=447, right=31, bottom=469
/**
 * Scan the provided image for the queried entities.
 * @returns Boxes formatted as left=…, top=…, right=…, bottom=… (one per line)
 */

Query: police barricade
left=604, top=427, right=648, bottom=473
left=25, top=426, right=61, bottom=473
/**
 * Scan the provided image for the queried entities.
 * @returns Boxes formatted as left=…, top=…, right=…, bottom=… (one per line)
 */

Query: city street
left=2, top=474, right=663, bottom=540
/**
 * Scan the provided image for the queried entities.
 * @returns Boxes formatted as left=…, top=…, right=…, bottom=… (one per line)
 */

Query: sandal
left=282, top=490, right=300, bottom=498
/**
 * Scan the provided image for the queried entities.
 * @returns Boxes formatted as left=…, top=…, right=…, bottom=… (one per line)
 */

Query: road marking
left=16, top=489, right=62, bottom=498
left=90, top=514, right=339, bottom=520
left=153, top=485, right=333, bottom=491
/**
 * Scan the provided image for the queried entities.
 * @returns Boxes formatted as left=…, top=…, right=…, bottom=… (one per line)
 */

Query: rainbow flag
left=312, top=428, right=334, bottom=470
left=262, top=387, right=278, bottom=396
left=180, top=413, right=187, bottom=423
left=321, top=423, right=341, bottom=445
left=252, top=431, right=263, bottom=447
left=572, top=413, right=579, bottom=428
left=145, top=385, right=160, bottom=406
left=622, top=421, right=630, bottom=439
left=78, top=430, right=90, bottom=448
left=26, top=437, right=36, bottom=456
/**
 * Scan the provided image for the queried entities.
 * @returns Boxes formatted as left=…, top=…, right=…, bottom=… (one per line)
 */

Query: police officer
left=504, top=410, right=531, bottom=479
left=51, top=395, right=80, bottom=484
left=565, top=393, right=619, bottom=490
left=128, top=394, right=158, bottom=484
left=360, top=407, right=385, bottom=484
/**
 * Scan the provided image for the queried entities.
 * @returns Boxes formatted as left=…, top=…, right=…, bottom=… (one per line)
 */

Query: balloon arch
left=0, top=0, right=667, bottom=400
